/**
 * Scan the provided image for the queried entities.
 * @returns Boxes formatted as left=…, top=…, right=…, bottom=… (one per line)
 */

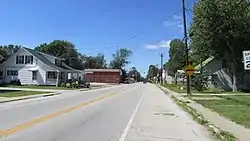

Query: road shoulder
left=124, top=84, right=213, bottom=141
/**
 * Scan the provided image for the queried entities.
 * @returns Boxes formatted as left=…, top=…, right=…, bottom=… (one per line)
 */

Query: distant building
left=83, top=69, right=121, bottom=84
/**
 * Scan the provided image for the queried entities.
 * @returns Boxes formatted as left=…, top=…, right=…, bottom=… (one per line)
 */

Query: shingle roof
left=24, top=47, right=81, bottom=72
left=83, top=69, right=121, bottom=73
left=195, top=56, right=215, bottom=70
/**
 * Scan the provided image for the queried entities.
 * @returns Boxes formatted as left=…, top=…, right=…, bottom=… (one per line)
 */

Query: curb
left=158, top=85, right=236, bottom=141
left=0, top=92, right=60, bottom=103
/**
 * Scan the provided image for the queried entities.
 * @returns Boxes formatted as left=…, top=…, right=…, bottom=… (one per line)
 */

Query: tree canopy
left=80, top=53, right=107, bottom=69
left=189, top=0, right=250, bottom=91
left=146, top=65, right=159, bottom=81
left=0, top=45, right=22, bottom=63
left=164, top=39, right=186, bottom=76
left=109, top=48, right=132, bottom=69
left=128, top=67, right=141, bottom=82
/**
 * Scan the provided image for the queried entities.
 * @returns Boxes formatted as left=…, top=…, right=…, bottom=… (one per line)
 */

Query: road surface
left=0, top=83, right=213, bottom=141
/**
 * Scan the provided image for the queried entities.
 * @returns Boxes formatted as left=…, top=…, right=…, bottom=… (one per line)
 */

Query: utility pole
left=160, top=53, right=163, bottom=85
left=181, top=0, right=191, bottom=95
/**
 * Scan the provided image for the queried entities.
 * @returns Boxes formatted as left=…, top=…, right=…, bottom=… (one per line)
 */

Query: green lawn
left=162, top=84, right=198, bottom=93
left=194, top=95, right=250, bottom=128
left=5, top=85, right=78, bottom=90
left=0, top=90, right=50, bottom=97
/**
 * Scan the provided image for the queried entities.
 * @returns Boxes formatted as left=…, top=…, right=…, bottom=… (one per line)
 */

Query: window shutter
left=31, top=56, right=33, bottom=64
left=25, top=56, right=28, bottom=64
left=16, top=56, right=18, bottom=64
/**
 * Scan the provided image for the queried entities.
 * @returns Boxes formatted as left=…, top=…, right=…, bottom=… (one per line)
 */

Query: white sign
left=243, top=50, right=250, bottom=70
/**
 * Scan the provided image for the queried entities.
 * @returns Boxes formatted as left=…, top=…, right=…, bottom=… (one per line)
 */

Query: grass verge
left=4, top=85, right=78, bottom=90
left=194, top=96, right=250, bottom=128
left=0, top=90, right=50, bottom=97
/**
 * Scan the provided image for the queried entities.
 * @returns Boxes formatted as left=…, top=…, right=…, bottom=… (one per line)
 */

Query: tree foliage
left=128, top=67, right=141, bottom=82
left=164, top=39, right=186, bottom=76
left=146, top=65, right=159, bottom=81
left=81, top=53, right=107, bottom=69
left=109, top=48, right=132, bottom=69
left=0, top=45, right=22, bottom=63
left=35, top=40, right=83, bottom=69
left=189, top=0, right=250, bottom=91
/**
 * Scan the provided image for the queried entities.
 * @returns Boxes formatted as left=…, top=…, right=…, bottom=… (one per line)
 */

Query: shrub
left=66, top=83, right=71, bottom=88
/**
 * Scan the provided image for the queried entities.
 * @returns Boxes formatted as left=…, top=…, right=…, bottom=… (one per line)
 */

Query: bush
left=66, top=83, right=71, bottom=88
left=192, top=74, right=208, bottom=92
left=60, top=82, right=66, bottom=87
left=9, top=79, right=21, bottom=85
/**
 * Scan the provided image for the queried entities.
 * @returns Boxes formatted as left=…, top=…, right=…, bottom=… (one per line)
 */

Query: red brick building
left=83, top=69, right=121, bottom=83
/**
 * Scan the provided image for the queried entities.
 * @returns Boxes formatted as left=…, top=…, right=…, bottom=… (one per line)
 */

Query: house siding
left=1, top=48, right=58, bottom=85
left=202, top=59, right=233, bottom=90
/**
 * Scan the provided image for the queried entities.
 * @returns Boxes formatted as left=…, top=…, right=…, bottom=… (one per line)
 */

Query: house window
left=7, top=70, right=18, bottom=76
left=0, top=71, right=3, bottom=79
left=16, top=56, right=24, bottom=64
left=47, top=71, right=57, bottom=79
left=32, top=71, right=37, bottom=80
left=55, top=59, right=62, bottom=66
left=25, top=55, right=33, bottom=64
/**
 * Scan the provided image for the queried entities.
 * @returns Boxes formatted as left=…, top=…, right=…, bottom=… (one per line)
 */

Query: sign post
left=243, top=50, right=250, bottom=70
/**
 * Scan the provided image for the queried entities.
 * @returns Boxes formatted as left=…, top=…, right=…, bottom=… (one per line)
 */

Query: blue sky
left=0, top=0, right=196, bottom=76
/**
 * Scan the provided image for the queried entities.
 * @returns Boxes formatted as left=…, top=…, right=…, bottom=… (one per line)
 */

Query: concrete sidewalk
left=0, top=92, right=60, bottom=103
left=161, top=86, right=250, bottom=141
left=124, top=84, right=213, bottom=141
left=0, top=87, right=68, bottom=93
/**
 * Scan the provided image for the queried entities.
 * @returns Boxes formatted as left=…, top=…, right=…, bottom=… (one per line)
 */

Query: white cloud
left=163, top=15, right=183, bottom=30
left=173, top=15, right=182, bottom=20
left=145, top=40, right=171, bottom=50
left=163, top=21, right=180, bottom=27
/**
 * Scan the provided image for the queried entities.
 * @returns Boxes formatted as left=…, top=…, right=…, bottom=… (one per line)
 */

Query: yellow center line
left=0, top=91, right=121, bottom=136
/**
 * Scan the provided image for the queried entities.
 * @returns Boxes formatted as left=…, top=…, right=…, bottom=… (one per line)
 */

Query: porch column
left=56, top=71, right=59, bottom=87
left=64, top=72, right=67, bottom=82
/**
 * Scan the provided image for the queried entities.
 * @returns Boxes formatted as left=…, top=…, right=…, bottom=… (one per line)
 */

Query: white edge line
left=118, top=92, right=145, bottom=141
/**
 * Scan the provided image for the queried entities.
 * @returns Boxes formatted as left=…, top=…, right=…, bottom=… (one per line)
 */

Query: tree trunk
left=231, top=61, right=238, bottom=92
left=225, top=39, right=237, bottom=92
left=175, top=72, right=177, bottom=84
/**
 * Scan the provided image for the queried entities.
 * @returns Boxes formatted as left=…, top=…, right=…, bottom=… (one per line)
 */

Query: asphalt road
left=0, top=83, right=213, bottom=141
left=0, top=84, right=144, bottom=141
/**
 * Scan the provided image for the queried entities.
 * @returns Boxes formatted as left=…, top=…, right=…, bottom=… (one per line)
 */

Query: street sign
left=185, top=64, right=195, bottom=76
left=243, top=50, right=250, bottom=70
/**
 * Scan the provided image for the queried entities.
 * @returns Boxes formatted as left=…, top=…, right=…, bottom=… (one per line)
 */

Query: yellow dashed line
left=0, top=92, right=119, bottom=136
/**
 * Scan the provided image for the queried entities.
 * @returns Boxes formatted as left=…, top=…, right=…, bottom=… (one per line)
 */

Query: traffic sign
left=185, top=64, right=195, bottom=76
left=243, top=50, right=250, bottom=70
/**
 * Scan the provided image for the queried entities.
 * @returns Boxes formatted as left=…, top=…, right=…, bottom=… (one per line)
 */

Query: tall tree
left=164, top=39, right=186, bottom=76
left=146, top=65, right=159, bottom=81
left=190, top=0, right=250, bottom=91
left=109, top=48, right=132, bottom=69
left=0, top=45, right=21, bottom=63
left=128, top=67, right=141, bottom=82
left=35, top=40, right=82, bottom=69
left=81, top=53, right=107, bottom=69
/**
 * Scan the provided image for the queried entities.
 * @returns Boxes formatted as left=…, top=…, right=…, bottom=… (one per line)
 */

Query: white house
left=0, top=47, right=83, bottom=85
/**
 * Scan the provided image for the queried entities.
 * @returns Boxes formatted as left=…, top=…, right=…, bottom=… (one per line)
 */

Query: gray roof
left=83, top=69, right=121, bottom=73
left=23, top=47, right=81, bottom=72
left=195, top=56, right=215, bottom=70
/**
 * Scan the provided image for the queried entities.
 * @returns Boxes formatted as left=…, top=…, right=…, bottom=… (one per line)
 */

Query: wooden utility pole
left=181, top=0, right=191, bottom=95
left=160, top=53, right=163, bottom=85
